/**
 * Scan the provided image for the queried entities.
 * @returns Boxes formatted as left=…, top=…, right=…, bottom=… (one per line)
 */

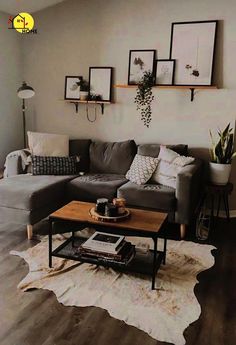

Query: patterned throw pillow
left=126, top=154, right=159, bottom=185
left=32, top=155, right=78, bottom=175
left=152, top=146, right=195, bottom=188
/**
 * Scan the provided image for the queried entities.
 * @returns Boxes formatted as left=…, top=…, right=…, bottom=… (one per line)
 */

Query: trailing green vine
left=134, top=71, right=154, bottom=128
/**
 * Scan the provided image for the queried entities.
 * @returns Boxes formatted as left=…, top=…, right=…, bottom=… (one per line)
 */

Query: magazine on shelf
left=78, top=241, right=133, bottom=261
left=81, top=232, right=125, bottom=254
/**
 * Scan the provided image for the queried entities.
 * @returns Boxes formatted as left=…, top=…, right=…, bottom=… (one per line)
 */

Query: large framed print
left=64, top=76, right=82, bottom=100
left=170, top=20, right=217, bottom=85
left=89, top=67, right=112, bottom=102
left=128, top=50, right=156, bottom=85
left=155, top=59, right=175, bottom=85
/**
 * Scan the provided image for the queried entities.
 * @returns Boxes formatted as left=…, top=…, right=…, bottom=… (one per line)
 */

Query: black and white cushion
left=32, top=155, right=77, bottom=175
left=126, top=154, right=159, bottom=185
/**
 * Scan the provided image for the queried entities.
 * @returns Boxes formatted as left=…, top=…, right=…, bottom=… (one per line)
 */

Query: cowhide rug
left=11, top=235, right=215, bottom=345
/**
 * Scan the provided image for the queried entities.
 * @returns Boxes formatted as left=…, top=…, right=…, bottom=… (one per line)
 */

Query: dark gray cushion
left=69, top=139, right=91, bottom=172
left=89, top=140, right=137, bottom=174
left=0, top=175, right=75, bottom=211
left=117, top=181, right=176, bottom=211
left=138, top=144, right=188, bottom=157
left=67, top=173, right=128, bottom=202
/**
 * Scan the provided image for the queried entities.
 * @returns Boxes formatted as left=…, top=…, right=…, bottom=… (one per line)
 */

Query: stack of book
left=77, top=232, right=135, bottom=265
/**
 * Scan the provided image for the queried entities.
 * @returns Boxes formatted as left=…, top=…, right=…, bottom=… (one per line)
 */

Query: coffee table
left=48, top=201, right=168, bottom=289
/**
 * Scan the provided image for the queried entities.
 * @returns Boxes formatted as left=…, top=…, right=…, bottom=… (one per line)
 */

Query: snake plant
left=210, top=123, right=236, bottom=164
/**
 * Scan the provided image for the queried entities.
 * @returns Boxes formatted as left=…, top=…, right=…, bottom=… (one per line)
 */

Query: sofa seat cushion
left=0, top=175, right=75, bottom=211
left=67, top=174, right=128, bottom=202
left=117, top=181, right=176, bottom=211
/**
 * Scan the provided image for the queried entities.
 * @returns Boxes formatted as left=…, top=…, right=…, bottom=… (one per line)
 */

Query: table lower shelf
left=51, top=236, right=164, bottom=276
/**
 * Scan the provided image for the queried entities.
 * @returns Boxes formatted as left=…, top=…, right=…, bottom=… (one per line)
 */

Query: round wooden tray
left=89, top=207, right=130, bottom=223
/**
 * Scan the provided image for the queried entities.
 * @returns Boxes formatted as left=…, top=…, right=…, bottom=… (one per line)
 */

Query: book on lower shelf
left=81, top=231, right=125, bottom=254
left=77, top=231, right=135, bottom=265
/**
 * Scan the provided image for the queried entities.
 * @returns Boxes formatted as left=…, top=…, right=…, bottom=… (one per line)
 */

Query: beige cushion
left=28, top=131, right=69, bottom=157
left=152, top=146, right=195, bottom=188
left=126, top=154, right=159, bottom=185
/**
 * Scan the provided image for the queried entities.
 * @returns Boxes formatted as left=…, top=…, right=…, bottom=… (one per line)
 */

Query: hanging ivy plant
left=134, top=71, right=155, bottom=128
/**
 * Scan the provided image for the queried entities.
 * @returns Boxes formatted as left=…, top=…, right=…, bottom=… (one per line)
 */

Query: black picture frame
left=170, top=20, right=218, bottom=86
left=89, top=67, right=113, bottom=102
left=128, top=49, right=156, bottom=85
left=64, top=76, right=82, bottom=100
left=155, top=59, right=175, bottom=86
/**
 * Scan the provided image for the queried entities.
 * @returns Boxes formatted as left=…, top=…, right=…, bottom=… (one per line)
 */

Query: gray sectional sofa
left=0, top=139, right=203, bottom=239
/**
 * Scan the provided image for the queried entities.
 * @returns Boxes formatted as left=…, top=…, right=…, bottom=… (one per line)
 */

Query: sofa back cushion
left=138, top=144, right=188, bottom=157
left=90, top=140, right=137, bottom=174
left=69, top=139, right=91, bottom=172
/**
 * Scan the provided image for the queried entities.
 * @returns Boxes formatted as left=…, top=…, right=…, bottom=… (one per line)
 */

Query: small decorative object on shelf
left=155, top=59, right=175, bottom=86
left=170, top=20, right=217, bottom=86
left=64, top=76, right=82, bottom=100
left=134, top=71, right=155, bottom=128
left=77, top=77, right=90, bottom=100
left=105, top=203, right=118, bottom=217
left=209, top=123, right=236, bottom=185
left=128, top=50, right=156, bottom=85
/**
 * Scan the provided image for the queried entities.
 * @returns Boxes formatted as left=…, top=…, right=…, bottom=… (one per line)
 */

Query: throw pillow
left=126, top=154, right=159, bottom=185
left=28, top=131, right=69, bottom=157
left=152, top=146, right=195, bottom=188
left=32, top=155, right=78, bottom=175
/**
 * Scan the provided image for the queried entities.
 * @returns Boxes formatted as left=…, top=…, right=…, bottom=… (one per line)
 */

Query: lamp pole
left=22, top=99, right=26, bottom=148
left=17, top=82, right=35, bottom=148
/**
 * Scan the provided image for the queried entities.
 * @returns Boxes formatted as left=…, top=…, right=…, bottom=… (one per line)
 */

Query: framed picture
left=89, top=67, right=113, bottom=102
left=155, top=59, right=175, bottom=85
left=64, top=76, right=82, bottom=100
left=128, top=50, right=156, bottom=85
left=170, top=20, right=217, bottom=85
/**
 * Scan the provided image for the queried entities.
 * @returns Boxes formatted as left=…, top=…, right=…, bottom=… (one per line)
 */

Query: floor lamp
left=17, top=82, right=35, bottom=148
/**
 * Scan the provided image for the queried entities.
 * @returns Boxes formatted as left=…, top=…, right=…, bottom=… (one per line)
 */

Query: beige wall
left=0, top=11, right=23, bottom=168
left=22, top=0, right=236, bottom=209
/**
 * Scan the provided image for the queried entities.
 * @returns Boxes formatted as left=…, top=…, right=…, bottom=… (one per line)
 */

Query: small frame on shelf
left=64, top=76, right=82, bottom=100
left=170, top=20, right=218, bottom=86
left=89, top=67, right=113, bottom=102
left=128, top=49, right=156, bottom=85
left=155, top=59, right=175, bottom=86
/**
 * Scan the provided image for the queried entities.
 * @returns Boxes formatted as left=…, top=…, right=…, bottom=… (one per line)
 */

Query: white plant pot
left=209, top=162, right=231, bottom=185
left=80, top=91, right=88, bottom=101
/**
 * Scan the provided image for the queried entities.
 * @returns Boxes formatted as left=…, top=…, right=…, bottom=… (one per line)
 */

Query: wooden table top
left=50, top=201, right=168, bottom=234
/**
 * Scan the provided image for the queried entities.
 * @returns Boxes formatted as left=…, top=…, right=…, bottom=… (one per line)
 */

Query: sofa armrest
left=3, top=149, right=31, bottom=177
left=175, top=158, right=204, bottom=225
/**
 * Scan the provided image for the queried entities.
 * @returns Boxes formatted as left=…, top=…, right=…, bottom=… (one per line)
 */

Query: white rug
left=11, top=235, right=215, bottom=345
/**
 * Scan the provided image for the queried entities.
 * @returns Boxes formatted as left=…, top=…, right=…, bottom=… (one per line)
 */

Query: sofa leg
left=27, top=225, right=33, bottom=240
left=180, top=224, right=186, bottom=239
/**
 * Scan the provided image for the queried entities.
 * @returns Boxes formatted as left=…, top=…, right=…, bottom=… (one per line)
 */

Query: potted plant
left=77, top=77, right=90, bottom=100
left=209, top=123, right=236, bottom=185
left=134, top=71, right=155, bottom=128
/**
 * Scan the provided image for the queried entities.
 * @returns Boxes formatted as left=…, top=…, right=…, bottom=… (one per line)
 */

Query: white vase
left=209, top=162, right=231, bottom=185
left=80, top=91, right=88, bottom=101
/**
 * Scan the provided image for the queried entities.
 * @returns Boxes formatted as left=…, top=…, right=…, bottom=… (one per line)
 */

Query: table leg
left=211, top=195, right=215, bottom=219
left=152, top=237, right=158, bottom=290
left=223, top=194, right=230, bottom=222
left=163, top=235, right=167, bottom=265
left=72, top=230, right=75, bottom=247
left=217, top=195, right=221, bottom=218
left=49, top=219, right=52, bottom=268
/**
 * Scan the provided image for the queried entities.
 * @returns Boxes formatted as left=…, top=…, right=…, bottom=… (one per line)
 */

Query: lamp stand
left=22, top=99, right=26, bottom=148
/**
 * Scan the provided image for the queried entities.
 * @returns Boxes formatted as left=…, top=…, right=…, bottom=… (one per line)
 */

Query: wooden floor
left=0, top=219, right=235, bottom=345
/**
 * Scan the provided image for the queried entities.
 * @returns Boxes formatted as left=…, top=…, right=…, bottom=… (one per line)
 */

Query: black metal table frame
left=48, top=217, right=168, bottom=290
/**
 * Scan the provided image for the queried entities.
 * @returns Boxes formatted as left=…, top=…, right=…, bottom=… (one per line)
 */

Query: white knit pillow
left=28, top=131, right=69, bottom=157
left=126, top=154, right=159, bottom=185
left=152, top=146, right=195, bottom=188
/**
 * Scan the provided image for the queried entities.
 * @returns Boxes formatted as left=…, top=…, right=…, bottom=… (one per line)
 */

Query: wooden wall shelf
left=115, top=84, right=218, bottom=101
left=64, top=100, right=111, bottom=114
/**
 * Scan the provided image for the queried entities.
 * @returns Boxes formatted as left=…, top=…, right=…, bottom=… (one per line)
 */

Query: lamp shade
left=17, top=81, right=35, bottom=99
